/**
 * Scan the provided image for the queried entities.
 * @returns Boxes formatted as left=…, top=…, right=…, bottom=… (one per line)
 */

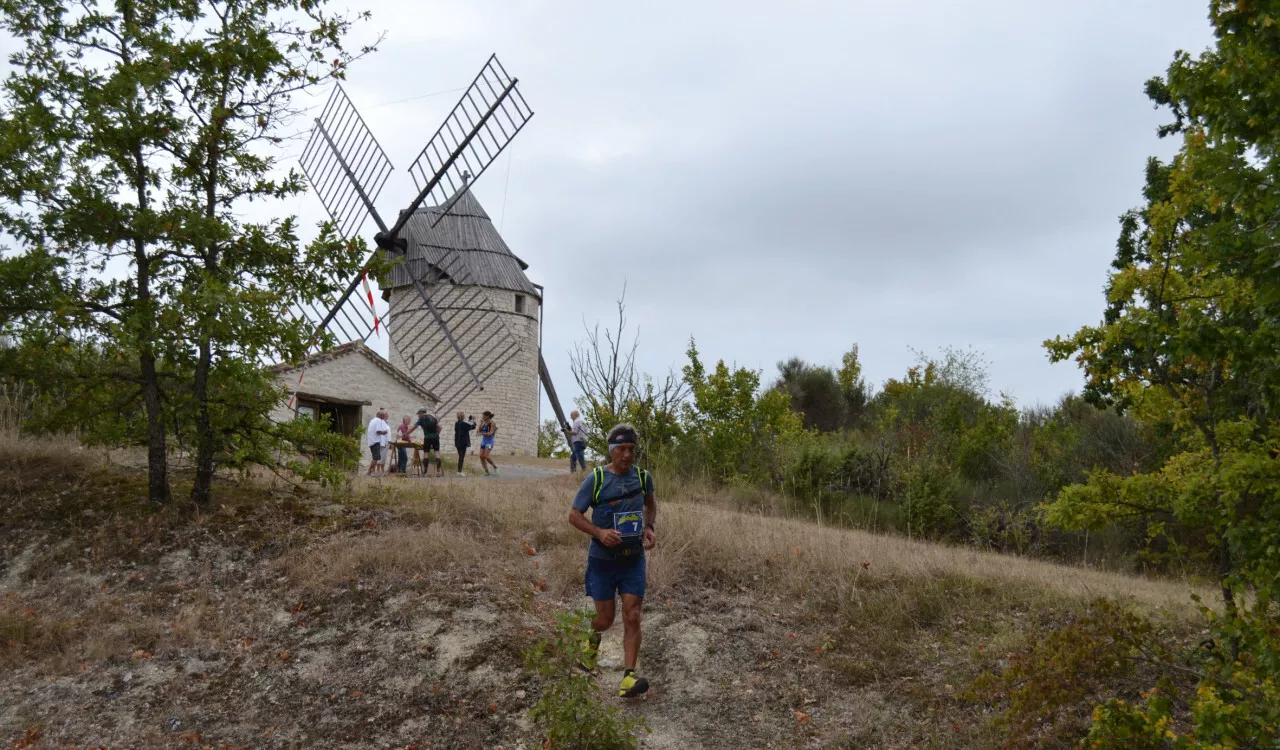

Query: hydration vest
left=590, top=465, right=651, bottom=507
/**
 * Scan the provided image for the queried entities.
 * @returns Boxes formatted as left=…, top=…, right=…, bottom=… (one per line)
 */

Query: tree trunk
left=190, top=79, right=227, bottom=507
left=191, top=337, right=214, bottom=506
left=139, top=345, right=170, bottom=505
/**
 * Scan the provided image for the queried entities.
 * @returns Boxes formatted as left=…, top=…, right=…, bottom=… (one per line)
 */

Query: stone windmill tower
left=382, top=188, right=541, bottom=455
left=288, top=55, right=575, bottom=457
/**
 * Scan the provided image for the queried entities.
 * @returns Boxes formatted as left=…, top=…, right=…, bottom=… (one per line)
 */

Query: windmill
left=291, top=54, right=574, bottom=450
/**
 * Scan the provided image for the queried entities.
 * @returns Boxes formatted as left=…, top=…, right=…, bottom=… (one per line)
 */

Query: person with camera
left=453, top=412, right=476, bottom=476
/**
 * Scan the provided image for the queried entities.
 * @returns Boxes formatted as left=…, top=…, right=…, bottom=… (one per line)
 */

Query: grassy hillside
left=0, top=439, right=1207, bottom=748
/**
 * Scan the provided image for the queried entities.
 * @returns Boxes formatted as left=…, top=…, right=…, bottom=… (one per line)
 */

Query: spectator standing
left=366, top=410, right=390, bottom=476
left=477, top=411, right=499, bottom=476
left=409, top=408, right=443, bottom=478
left=568, top=410, right=588, bottom=473
left=395, top=415, right=413, bottom=474
left=453, top=412, right=476, bottom=476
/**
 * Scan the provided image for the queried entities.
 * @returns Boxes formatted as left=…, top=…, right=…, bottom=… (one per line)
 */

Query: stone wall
left=388, top=285, right=541, bottom=455
left=270, top=349, right=436, bottom=440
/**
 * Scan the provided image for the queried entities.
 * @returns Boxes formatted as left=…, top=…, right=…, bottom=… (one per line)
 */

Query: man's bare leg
left=592, top=598, right=616, bottom=632
left=621, top=594, right=643, bottom=669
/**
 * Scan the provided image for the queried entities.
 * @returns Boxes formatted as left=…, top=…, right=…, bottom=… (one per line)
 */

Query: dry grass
left=354, top=474, right=1208, bottom=616
left=279, top=525, right=490, bottom=594
left=0, top=430, right=97, bottom=477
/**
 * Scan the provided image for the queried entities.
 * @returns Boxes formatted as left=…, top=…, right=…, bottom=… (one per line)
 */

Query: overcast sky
left=4, top=1, right=1218, bottom=417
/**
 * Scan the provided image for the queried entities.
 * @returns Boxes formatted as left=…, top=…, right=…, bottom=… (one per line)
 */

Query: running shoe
left=578, top=631, right=601, bottom=671
left=618, top=669, right=649, bottom=698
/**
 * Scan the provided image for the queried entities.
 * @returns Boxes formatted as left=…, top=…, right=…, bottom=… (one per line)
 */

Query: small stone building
left=269, top=341, right=438, bottom=436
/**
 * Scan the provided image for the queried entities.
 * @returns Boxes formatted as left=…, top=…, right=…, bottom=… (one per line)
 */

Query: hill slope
left=0, top=446, right=1204, bottom=748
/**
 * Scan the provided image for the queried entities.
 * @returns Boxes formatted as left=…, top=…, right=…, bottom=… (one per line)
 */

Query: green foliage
left=0, top=0, right=372, bottom=503
left=1035, top=2, right=1280, bottom=743
left=774, top=357, right=845, bottom=432
left=681, top=338, right=803, bottom=483
left=970, top=599, right=1193, bottom=748
left=524, top=609, right=649, bottom=750
left=539, top=419, right=570, bottom=459
left=272, top=410, right=360, bottom=488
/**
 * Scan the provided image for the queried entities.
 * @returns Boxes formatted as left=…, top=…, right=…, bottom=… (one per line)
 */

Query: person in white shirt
left=366, top=410, right=390, bottom=476
left=567, top=410, right=588, bottom=473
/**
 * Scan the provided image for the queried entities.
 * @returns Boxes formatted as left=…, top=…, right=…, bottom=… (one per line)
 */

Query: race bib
left=613, top=511, right=643, bottom=538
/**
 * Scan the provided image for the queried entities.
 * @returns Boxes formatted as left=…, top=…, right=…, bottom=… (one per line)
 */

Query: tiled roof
left=382, top=190, right=539, bottom=296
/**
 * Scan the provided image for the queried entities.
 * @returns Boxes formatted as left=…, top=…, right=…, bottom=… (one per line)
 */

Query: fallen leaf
left=769, top=649, right=780, bottom=658
left=786, top=633, right=798, bottom=639
left=350, top=689, right=363, bottom=698
left=792, top=709, right=811, bottom=724
left=278, top=651, right=291, bottom=662
left=22, top=608, right=35, bottom=617
left=952, top=723, right=963, bottom=731
left=240, top=637, right=254, bottom=649
left=862, top=561, right=871, bottom=569
left=364, top=520, right=376, bottom=529
left=531, top=578, right=547, bottom=591
left=131, top=649, right=152, bottom=661
left=521, top=542, right=537, bottom=556
left=488, top=703, right=498, bottom=713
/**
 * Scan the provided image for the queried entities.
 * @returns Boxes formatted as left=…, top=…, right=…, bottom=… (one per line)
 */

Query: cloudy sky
left=5, top=1, right=1219, bottom=415
left=308, top=0, right=1213, bottom=416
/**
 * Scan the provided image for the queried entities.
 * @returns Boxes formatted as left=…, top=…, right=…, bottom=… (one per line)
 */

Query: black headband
left=609, top=429, right=638, bottom=446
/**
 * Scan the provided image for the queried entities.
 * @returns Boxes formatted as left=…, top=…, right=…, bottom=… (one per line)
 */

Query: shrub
left=902, top=460, right=962, bottom=538
left=968, top=599, right=1194, bottom=747
left=524, top=609, right=649, bottom=750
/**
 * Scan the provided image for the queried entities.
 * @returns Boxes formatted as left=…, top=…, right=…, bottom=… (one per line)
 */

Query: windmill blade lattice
left=300, top=84, right=395, bottom=240
left=407, top=55, right=534, bottom=229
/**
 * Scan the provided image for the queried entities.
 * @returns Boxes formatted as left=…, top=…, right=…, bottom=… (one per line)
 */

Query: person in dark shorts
left=477, top=411, right=499, bottom=476
left=568, top=423, right=657, bottom=698
left=453, top=412, right=476, bottom=476
left=409, top=408, right=442, bottom=477
left=365, top=410, right=389, bottom=476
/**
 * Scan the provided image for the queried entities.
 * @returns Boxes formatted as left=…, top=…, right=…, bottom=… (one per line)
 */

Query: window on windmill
left=515, top=294, right=525, bottom=313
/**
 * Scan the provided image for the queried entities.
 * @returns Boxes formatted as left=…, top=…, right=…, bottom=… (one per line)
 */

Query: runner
left=568, top=423, right=657, bottom=698
left=477, top=411, right=499, bottom=476
left=409, top=408, right=443, bottom=477
left=453, top=412, right=476, bottom=476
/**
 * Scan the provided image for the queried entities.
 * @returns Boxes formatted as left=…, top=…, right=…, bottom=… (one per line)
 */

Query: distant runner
left=477, top=411, right=499, bottom=476
left=409, top=408, right=442, bottom=477
left=568, top=423, right=657, bottom=698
